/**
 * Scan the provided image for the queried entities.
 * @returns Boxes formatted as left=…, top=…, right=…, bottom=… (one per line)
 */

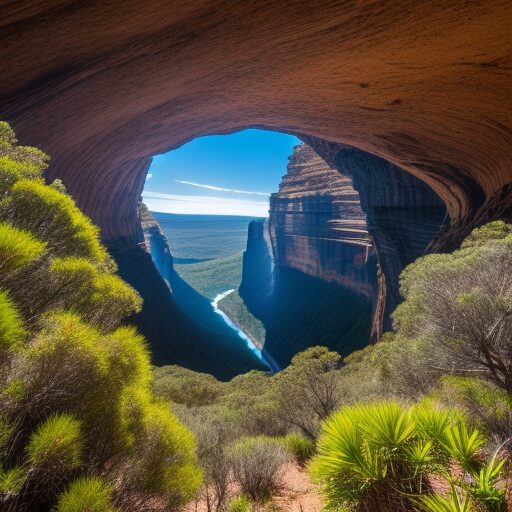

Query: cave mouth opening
left=138, top=128, right=378, bottom=377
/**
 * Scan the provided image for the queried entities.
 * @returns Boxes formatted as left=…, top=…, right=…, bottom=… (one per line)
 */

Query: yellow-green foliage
left=282, top=433, right=315, bottom=466
left=26, top=414, right=82, bottom=470
left=137, top=400, right=202, bottom=497
left=0, top=221, right=46, bottom=273
left=0, top=179, right=108, bottom=262
left=55, top=477, right=115, bottom=512
left=0, top=122, right=201, bottom=510
left=0, top=289, right=26, bottom=353
left=49, top=258, right=142, bottom=330
left=310, top=402, right=502, bottom=512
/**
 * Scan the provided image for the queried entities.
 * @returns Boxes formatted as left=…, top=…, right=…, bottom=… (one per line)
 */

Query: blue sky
left=143, top=129, right=300, bottom=216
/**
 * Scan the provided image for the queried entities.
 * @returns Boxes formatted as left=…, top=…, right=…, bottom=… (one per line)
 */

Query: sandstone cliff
left=139, top=204, right=174, bottom=289
left=304, top=138, right=447, bottom=331
left=238, top=144, right=375, bottom=367
left=239, top=219, right=274, bottom=318
left=269, top=144, right=377, bottom=299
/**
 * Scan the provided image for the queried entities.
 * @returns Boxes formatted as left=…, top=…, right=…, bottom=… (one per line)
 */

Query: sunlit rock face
left=139, top=206, right=174, bottom=289
left=304, top=138, right=447, bottom=332
left=269, top=144, right=377, bottom=299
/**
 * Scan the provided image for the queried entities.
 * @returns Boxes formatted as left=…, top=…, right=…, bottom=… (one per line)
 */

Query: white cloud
left=143, top=191, right=269, bottom=217
left=175, top=180, right=269, bottom=197
left=146, top=173, right=153, bottom=181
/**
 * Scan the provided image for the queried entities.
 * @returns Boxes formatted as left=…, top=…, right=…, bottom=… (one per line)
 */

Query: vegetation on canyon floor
left=1, top=121, right=512, bottom=511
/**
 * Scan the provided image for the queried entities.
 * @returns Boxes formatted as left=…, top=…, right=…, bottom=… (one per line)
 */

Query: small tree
left=269, top=346, right=342, bottom=439
left=394, top=221, right=512, bottom=395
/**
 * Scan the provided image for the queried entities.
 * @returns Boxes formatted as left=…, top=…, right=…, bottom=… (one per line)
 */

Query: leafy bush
left=0, top=221, right=46, bottom=274
left=228, top=494, right=251, bottom=512
left=55, top=476, right=115, bottom=512
left=0, top=122, right=202, bottom=511
left=269, top=346, right=342, bottom=439
left=309, top=401, right=505, bottom=512
left=0, top=179, right=108, bottom=263
left=393, top=221, right=512, bottom=395
left=425, top=376, right=512, bottom=445
left=228, top=436, right=289, bottom=503
left=0, top=289, right=26, bottom=354
left=26, top=414, right=82, bottom=470
left=283, top=433, right=315, bottom=466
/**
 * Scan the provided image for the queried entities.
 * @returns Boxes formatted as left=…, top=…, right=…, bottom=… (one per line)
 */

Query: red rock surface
left=1, top=0, right=511, bottom=246
left=270, top=143, right=376, bottom=298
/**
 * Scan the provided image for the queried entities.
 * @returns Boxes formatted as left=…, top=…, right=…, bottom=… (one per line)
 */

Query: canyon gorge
left=1, top=0, right=511, bottom=373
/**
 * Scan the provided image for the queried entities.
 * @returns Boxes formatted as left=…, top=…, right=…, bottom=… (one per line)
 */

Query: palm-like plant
left=309, top=402, right=506, bottom=512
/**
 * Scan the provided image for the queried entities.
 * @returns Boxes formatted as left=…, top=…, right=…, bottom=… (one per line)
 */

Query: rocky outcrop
left=239, top=219, right=274, bottom=317
left=139, top=205, right=174, bottom=288
left=269, top=144, right=377, bottom=299
left=304, top=138, right=447, bottom=331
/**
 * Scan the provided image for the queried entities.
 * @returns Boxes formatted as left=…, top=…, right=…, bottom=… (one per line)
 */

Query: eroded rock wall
left=1, top=1, right=511, bottom=246
left=269, top=144, right=377, bottom=299
left=305, top=138, right=447, bottom=331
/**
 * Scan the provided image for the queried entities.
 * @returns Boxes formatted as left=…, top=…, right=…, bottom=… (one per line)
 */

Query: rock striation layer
left=239, top=144, right=376, bottom=367
left=269, top=144, right=377, bottom=299
left=304, top=138, right=447, bottom=331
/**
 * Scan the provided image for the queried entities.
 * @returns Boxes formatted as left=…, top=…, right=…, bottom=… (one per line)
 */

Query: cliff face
left=114, top=208, right=267, bottom=380
left=239, top=219, right=274, bottom=317
left=304, top=138, right=447, bottom=331
left=1, top=1, right=511, bottom=247
left=269, top=144, right=377, bottom=299
left=139, top=206, right=174, bottom=289
left=239, top=144, right=375, bottom=367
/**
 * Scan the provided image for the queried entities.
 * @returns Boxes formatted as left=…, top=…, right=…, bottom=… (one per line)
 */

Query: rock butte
left=1, top=1, right=511, bottom=353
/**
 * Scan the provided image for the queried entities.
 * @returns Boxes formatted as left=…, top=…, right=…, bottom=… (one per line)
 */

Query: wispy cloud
left=146, top=173, right=153, bottom=181
left=175, top=180, right=270, bottom=197
left=143, top=191, right=269, bottom=217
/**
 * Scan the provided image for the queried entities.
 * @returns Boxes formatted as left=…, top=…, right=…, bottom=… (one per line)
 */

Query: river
left=211, top=289, right=279, bottom=372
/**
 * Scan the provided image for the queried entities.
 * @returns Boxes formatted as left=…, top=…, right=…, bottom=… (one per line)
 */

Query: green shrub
left=0, top=122, right=202, bottom=511
left=309, top=401, right=504, bottom=512
left=393, top=222, right=512, bottom=395
left=0, top=289, right=26, bottom=353
left=0, top=179, right=107, bottom=262
left=228, top=494, right=251, bottom=512
left=228, top=436, right=289, bottom=503
left=49, top=257, right=142, bottom=330
left=283, top=433, right=315, bottom=466
left=55, top=476, right=115, bottom=512
left=26, top=413, right=82, bottom=470
left=0, top=221, right=46, bottom=274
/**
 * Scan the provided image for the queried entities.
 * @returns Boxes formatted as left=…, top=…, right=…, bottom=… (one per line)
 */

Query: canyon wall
left=239, top=144, right=375, bottom=367
left=269, top=144, right=377, bottom=299
left=304, top=138, right=447, bottom=330
left=239, top=219, right=274, bottom=318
